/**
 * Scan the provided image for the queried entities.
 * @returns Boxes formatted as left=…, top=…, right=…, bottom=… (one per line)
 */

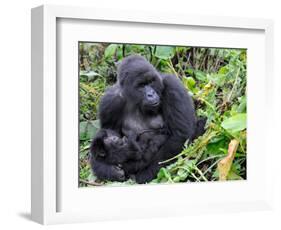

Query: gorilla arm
left=99, top=84, right=125, bottom=132
left=161, top=74, right=196, bottom=143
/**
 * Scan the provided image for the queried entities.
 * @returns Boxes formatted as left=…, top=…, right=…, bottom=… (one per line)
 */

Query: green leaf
left=154, top=46, right=175, bottom=60
left=186, top=69, right=194, bottom=75
left=207, top=137, right=228, bottom=155
left=126, top=44, right=145, bottom=54
left=194, top=70, right=207, bottom=81
left=207, top=73, right=225, bottom=86
left=227, top=170, right=243, bottom=180
left=177, top=168, right=188, bottom=180
left=104, top=44, right=118, bottom=59
left=182, top=76, right=197, bottom=92
left=237, top=96, right=247, bottom=113
left=80, top=120, right=100, bottom=140
left=186, top=76, right=196, bottom=88
left=221, top=113, right=247, bottom=133
left=157, top=168, right=171, bottom=181
left=218, top=65, right=228, bottom=75
left=172, top=176, right=181, bottom=182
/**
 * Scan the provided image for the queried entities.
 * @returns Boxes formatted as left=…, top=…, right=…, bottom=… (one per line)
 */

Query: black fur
left=91, top=55, right=202, bottom=183
left=90, top=129, right=141, bottom=181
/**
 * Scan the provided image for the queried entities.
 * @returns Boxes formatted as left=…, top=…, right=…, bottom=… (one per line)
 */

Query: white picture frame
left=31, top=4, right=274, bottom=225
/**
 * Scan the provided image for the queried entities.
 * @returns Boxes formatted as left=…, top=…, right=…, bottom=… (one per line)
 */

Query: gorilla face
left=91, top=129, right=128, bottom=164
left=133, top=73, right=163, bottom=113
left=117, top=55, right=164, bottom=114
left=103, top=135, right=128, bottom=152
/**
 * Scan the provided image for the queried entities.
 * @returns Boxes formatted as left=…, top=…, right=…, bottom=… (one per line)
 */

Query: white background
left=0, top=0, right=280, bottom=229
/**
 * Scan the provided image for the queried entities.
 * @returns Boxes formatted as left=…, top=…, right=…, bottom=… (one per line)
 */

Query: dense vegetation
left=79, top=43, right=247, bottom=187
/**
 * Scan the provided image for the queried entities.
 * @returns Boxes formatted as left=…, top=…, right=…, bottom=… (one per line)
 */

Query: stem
left=167, top=59, right=178, bottom=77
left=79, top=179, right=103, bottom=186
left=203, top=158, right=222, bottom=176
left=197, top=154, right=225, bottom=165
left=190, top=172, right=200, bottom=182
left=227, top=67, right=240, bottom=102
left=176, top=51, right=186, bottom=76
left=213, top=52, right=221, bottom=72
left=194, top=166, right=208, bottom=181
left=197, top=96, right=217, bottom=113
left=159, top=130, right=217, bottom=165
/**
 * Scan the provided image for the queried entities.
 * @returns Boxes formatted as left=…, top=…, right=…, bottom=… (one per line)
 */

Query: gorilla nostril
left=147, top=91, right=155, bottom=97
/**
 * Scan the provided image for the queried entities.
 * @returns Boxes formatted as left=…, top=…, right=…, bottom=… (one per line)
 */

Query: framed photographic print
left=31, top=5, right=274, bottom=225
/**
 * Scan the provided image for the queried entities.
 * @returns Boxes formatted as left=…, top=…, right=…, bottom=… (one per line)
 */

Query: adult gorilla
left=93, top=55, right=200, bottom=183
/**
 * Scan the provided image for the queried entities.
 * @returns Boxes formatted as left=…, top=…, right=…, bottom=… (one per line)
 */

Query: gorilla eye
left=138, top=82, right=146, bottom=88
left=148, top=79, right=155, bottom=84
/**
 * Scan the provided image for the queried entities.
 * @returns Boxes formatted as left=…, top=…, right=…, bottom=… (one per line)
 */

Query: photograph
left=78, top=42, right=247, bottom=187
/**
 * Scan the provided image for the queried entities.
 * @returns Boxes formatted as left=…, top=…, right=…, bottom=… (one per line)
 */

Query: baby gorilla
left=90, top=129, right=141, bottom=182
left=90, top=128, right=168, bottom=182
left=122, top=128, right=169, bottom=175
